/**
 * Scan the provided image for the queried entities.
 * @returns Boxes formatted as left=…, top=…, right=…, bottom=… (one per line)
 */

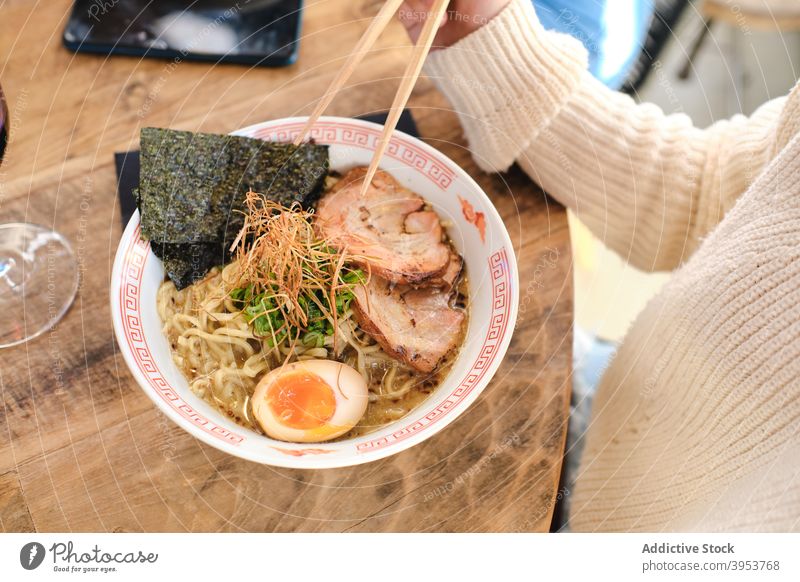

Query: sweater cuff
left=425, top=0, right=588, bottom=172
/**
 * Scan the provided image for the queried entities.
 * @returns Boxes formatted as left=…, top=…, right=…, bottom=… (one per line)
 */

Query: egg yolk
left=266, top=371, right=337, bottom=430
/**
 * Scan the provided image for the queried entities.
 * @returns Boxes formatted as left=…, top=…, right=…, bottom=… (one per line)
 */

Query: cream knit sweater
left=425, top=0, right=800, bottom=532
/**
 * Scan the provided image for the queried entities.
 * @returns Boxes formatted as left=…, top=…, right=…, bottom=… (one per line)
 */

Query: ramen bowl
left=110, top=116, right=519, bottom=469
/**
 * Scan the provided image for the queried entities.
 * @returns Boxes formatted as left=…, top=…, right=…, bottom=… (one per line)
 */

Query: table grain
left=0, top=0, right=572, bottom=533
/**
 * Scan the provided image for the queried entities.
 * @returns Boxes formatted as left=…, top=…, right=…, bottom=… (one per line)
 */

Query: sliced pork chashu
left=315, top=167, right=451, bottom=285
left=352, top=277, right=465, bottom=374
left=429, top=251, right=463, bottom=291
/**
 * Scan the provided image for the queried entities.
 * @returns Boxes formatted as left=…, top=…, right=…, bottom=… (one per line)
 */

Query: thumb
left=398, top=1, right=448, bottom=43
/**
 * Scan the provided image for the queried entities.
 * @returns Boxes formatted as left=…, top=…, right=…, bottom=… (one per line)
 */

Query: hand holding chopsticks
left=294, top=0, right=451, bottom=196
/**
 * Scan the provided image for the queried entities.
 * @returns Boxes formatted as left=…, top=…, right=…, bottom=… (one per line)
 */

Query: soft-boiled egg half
left=252, top=360, right=369, bottom=443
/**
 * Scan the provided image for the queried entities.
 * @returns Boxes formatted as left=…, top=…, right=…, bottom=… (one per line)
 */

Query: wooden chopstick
left=295, top=0, right=451, bottom=198
left=358, top=0, right=450, bottom=196
left=294, top=0, right=407, bottom=146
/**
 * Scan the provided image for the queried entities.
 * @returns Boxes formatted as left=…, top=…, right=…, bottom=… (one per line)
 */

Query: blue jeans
left=533, top=0, right=655, bottom=89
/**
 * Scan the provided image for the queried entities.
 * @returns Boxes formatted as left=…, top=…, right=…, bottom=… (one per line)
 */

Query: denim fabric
left=533, top=0, right=655, bottom=88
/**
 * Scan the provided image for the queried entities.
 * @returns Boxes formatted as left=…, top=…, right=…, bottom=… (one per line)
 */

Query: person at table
left=399, top=0, right=800, bottom=532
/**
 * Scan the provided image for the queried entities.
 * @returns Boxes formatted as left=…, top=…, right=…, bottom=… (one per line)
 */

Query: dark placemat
left=115, top=110, right=420, bottom=227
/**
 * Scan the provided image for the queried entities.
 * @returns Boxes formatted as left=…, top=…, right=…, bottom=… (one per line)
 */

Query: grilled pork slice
left=429, top=251, right=463, bottom=291
left=352, top=277, right=465, bottom=374
left=315, top=167, right=451, bottom=285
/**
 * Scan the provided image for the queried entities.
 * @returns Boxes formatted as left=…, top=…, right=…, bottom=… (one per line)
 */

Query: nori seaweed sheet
left=136, top=127, right=329, bottom=289
left=148, top=241, right=227, bottom=292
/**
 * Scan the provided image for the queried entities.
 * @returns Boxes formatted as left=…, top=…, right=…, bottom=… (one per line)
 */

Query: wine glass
left=0, top=83, right=79, bottom=348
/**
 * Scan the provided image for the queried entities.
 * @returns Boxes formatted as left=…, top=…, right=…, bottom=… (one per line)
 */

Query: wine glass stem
left=0, top=256, right=14, bottom=279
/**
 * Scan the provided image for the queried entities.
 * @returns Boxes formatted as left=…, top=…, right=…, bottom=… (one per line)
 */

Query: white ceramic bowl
left=111, top=116, right=519, bottom=469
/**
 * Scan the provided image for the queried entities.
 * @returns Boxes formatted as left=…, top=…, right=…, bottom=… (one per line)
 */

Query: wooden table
left=0, top=0, right=572, bottom=532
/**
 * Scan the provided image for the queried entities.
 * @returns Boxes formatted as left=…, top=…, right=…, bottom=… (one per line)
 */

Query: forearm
left=516, top=75, right=708, bottom=271
left=425, top=0, right=785, bottom=270
left=521, top=83, right=784, bottom=269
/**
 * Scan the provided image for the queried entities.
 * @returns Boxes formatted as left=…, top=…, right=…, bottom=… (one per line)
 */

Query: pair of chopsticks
left=294, top=0, right=450, bottom=196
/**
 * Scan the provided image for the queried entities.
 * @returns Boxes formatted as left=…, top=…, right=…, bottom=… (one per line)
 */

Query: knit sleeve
left=425, top=0, right=788, bottom=271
